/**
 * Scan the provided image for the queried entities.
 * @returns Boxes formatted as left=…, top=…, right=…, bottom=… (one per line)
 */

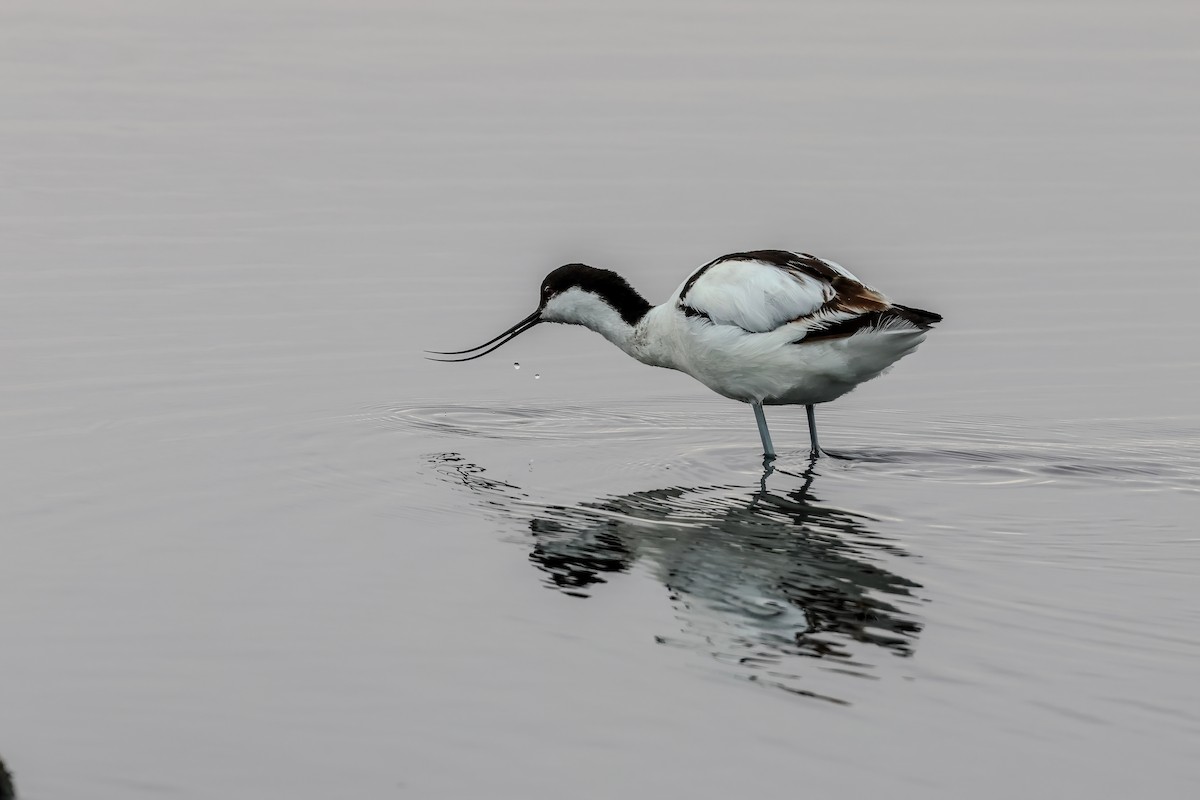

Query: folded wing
left=678, top=250, right=891, bottom=335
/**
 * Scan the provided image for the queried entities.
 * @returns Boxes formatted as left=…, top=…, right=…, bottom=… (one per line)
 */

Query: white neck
left=541, top=287, right=640, bottom=355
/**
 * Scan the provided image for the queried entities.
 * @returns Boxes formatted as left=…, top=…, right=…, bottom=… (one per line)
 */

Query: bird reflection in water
left=0, top=754, right=14, bottom=800
left=431, top=455, right=924, bottom=702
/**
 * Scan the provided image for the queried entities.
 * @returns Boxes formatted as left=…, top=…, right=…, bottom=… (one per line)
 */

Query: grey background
left=2, top=1, right=1198, bottom=797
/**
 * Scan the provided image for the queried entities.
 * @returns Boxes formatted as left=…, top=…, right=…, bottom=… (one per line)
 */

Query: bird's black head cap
left=539, top=263, right=651, bottom=325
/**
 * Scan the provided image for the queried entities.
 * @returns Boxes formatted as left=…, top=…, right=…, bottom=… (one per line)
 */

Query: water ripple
left=429, top=451, right=924, bottom=704
left=269, top=400, right=1200, bottom=706
left=361, top=400, right=1200, bottom=492
left=364, top=402, right=725, bottom=443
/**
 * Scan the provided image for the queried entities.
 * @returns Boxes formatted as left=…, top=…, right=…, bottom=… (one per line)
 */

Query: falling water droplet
left=513, top=362, right=520, bottom=370
left=534, top=373, right=541, bottom=380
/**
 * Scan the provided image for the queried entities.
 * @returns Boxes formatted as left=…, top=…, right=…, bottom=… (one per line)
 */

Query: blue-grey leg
left=752, top=401, right=775, bottom=459
left=806, top=404, right=821, bottom=457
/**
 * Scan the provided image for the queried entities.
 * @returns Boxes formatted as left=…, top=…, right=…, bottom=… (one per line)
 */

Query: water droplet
left=513, top=362, right=520, bottom=370
left=534, top=373, right=541, bottom=380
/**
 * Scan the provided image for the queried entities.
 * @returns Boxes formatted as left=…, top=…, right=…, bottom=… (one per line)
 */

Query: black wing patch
left=801, top=305, right=943, bottom=342
left=678, top=250, right=839, bottom=303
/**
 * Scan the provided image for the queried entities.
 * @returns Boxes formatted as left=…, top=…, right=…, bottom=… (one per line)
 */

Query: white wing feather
left=680, top=257, right=834, bottom=333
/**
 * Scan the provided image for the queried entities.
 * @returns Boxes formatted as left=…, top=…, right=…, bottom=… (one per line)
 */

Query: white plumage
left=677, top=254, right=853, bottom=333
left=431, top=249, right=941, bottom=459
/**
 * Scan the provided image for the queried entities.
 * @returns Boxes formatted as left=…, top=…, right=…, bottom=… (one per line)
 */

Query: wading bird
left=430, top=250, right=941, bottom=459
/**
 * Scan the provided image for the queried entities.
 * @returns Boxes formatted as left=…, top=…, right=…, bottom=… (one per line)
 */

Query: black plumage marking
left=893, top=304, right=943, bottom=327
left=679, top=249, right=843, bottom=303
left=541, top=263, right=652, bottom=325
left=680, top=303, right=713, bottom=324
left=734, top=249, right=845, bottom=281
left=0, top=755, right=13, bottom=800
left=802, top=305, right=943, bottom=342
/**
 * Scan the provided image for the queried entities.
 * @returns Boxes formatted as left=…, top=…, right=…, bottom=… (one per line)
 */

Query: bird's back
left=657, top=250, right=940, bottom=404
left=675, top=250, right=893, bottom=335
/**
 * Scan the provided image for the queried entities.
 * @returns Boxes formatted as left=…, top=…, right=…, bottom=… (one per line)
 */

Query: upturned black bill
left=425, top=310, right=542, bottom=362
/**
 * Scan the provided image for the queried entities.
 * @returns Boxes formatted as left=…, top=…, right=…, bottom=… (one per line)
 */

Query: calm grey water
left=2, top=1, right=1199, bottom=797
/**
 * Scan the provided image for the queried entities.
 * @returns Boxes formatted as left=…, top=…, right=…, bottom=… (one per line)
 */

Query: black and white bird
left=430, top=250, right=941, bottom=459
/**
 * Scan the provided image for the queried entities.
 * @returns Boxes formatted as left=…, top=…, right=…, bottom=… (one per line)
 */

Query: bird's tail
left=890, top=305, right=942, bottom=329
